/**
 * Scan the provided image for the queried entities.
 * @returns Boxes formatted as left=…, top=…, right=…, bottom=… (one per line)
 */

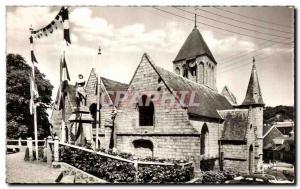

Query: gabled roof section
left=142, top=53, right=232, bottom=120
left=173, top=27, right=216, bottom=63
left=221, top=86, right=237, bottom=105
left=263, top=125, right=274, bottom=137
left=101, top=77, right=128, bottom=92
left=100, top=77, right=129, bottom=104
left=218, top=109, right=249, bottom=141
left=242, top=60, right=264, bottom=106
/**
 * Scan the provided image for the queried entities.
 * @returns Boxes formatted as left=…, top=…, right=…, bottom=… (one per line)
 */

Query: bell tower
left=173, top=14, right=217, bottom=90
left=241, top=57, right=264, bottom=172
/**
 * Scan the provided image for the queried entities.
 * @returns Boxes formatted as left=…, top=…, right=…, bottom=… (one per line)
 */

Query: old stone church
left=51, top=25, right=264, bottom=174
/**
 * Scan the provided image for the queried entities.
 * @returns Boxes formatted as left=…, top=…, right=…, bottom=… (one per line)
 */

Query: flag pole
left=95, top=46, right=102, bottom=149
left=30, top=25, right=39, bottom=161
left=61, top=54, right=66, bottom=143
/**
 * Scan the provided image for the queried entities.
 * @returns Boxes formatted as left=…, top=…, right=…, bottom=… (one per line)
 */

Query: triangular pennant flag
left=61, top=53, right=70, bottom=81
left=29, top=75, right=39, bottom=114
left=29, top=36, right=38, bottom=63
left=62, top=7, right=71, bottom=45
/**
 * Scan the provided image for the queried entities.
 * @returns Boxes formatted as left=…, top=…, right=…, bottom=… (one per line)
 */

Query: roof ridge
left=100, top=76, right=129, bottom=86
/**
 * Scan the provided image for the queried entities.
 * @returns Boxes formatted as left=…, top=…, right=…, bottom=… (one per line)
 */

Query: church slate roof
left=242, top=62, right=264, bottom=106
left=146, top=55, right=232, bottom=120
left=218, top=110, right=249, bottom=141
left=101, top=77, right=128, bottom=92
left=100, top=77, right=129, bottom=104
left=173, top=28, right=216, bottom=63
left=263, top=125, right=273, bottom=136
left=221, top=86, right=237, bottom=104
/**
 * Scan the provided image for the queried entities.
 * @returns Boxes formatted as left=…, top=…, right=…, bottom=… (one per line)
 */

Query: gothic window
left=211, top=66, right=214, bottom=86
left=199, top=62, right=204, bottom=83
left=183, top=63, right=188, bottom=78
left=200, top=124, right=209, bottom=155
left=249, top=145, right=254, bottom=173
left=187, top=59, right=197, bottom=77
left=138, top=95, right=154, bottom=126
left=190, top=64, right=197, bottom=76
left=175, top=67, right=180, bottom=75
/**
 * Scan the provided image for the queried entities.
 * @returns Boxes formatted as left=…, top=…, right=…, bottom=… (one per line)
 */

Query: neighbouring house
left=51, top=23, right=265, bottom=174
left=273, top=121, right=294, bottom=136
left=263, top=125, right=284, bottom=162
left=264, top=136, right=295, bottom=164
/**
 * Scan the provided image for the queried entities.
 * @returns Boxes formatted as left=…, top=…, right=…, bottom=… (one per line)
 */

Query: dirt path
left=6, top=151, right=62, bottom=184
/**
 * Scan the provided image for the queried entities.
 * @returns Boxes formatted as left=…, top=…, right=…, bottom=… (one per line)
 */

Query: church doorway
left=249, top=145, right=254, bottom=173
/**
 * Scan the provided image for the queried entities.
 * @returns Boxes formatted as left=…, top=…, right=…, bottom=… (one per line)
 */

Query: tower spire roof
left=173, top=26, right=216, bottom=63
left=241, top=57, right=264, bottom=106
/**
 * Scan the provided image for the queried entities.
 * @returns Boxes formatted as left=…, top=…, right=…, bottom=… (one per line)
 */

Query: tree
left=264, top=105, right=294, bottom=125
left=6, top=53, right=53, bottom=139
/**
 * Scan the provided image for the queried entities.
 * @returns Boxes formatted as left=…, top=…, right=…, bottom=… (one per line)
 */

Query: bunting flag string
left=31, top=6, right=71, bottom=45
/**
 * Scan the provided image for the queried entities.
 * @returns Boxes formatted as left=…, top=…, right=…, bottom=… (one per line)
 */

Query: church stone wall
left=221, top=143, right=249, bottom=173
left=114, top=56, right=202, bottom=167
left=190, top=120, right=222, bottom=158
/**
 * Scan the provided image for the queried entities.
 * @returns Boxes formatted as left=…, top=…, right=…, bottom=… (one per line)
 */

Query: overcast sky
left=6, top=6, right=294, bottom=106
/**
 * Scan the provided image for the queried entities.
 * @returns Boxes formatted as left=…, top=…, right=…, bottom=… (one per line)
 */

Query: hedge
left=59, top=145, right=193, bottom=183
left=197, top=169, right=240, bottom=184
left=137, top=164, right=193, bottom=184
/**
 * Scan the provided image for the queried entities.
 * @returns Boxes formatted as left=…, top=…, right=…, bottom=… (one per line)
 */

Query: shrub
left=199, top=169, right=241, bottom=184
left=59, top=146, right=136, bottom=183
left=223, top=168, right=240, bottom=181
left=59, top=145, right=194, bottom=183
left=201, top=171, right=225, bottom=184
left=137, top=164, right=193, bottom=183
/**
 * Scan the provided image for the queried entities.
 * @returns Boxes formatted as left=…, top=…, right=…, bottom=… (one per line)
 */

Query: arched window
left=249, top=145, right=254, bottom=173
left=183, top=63, right=188, bottom=78
left=211, top=66, right=215, bottom=86
left=175, top=67, right=180, bottom=75
left=133, top=139, right=154, bottom=158
left=138, top=95, right=154, bottom=126
left=191, top=64, right=197, bottom=77
left=199, top=62, right=204, bottom=84
left=201, top=124, right=209, bottom=155
left=89, top=103, right=97, bottom=128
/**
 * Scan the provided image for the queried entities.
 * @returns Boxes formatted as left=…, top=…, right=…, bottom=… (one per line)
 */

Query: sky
left=6, top=6, right=294, bottom=107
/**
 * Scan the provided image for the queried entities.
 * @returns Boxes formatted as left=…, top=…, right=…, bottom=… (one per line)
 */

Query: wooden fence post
left=47, top=136, right=53, bottom=165
left=134, top=161, right=138, bottom=183
left=27, top=137, right=33, bottom=161
left=54, top=136, right=59, bottom=162
left=18, top=137, right=22, bottom=147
